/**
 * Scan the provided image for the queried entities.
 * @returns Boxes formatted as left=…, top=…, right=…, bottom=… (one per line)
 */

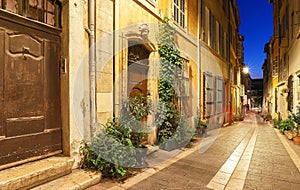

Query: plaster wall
left=66, top=0, right=90, bottom=167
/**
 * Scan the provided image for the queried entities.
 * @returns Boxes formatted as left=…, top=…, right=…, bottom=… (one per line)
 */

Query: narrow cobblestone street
left=92, top=114, right=300, bottom=190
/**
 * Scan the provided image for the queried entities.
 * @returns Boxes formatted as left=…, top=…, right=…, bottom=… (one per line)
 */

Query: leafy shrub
left=156, top=101, right=180, bottom=144
left=290, top=106, right=300, bottom=135
left=123, top=94, right=151, bottom=121
left=279, top=117, right=295, bottom=133
left=159, top=115, right=195, bottom=151
left=81, top=117, right=147, bottom=178
left=194, top=111, right=208, bottom=136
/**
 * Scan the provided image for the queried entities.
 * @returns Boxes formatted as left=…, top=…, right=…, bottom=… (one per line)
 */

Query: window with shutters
left=204, top=72, right=214, bottom=117
left=209, top=12, right=216, bottom=50
left=298, top=76, right=300, bottom=101
left=202, top=6, right=210, bottom=43
left=216, top=76, right=225, bottom=114
left=272, top=56, right=278, bottom=77
left=219, top=26, right=225, bottom=57
left=275, top=88, right=278, bottom=113
left=225, top=33, right=230, bottom=61
left=288, top=75, right=293, bottom=112
left=283, top=53, right=287, bottom=80
left=216, top=21, right=220, bottom=53
left=176, top=58, right=191, bottom=116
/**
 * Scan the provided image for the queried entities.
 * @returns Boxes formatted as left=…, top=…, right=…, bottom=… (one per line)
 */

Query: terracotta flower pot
left=293, top=136, right=300, bottom=145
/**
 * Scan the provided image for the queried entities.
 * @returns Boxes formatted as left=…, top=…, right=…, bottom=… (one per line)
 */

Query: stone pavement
left=243, top=116, right=300, bottom=190
left=88, top=114, right=300, bottom=190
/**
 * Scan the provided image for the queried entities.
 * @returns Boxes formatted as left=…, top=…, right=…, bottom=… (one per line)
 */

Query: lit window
left=173, top=0, right=185, bottom=28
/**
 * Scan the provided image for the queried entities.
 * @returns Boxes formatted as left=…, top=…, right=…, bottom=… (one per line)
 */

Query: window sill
left=133, top=0, right=162, bottom=20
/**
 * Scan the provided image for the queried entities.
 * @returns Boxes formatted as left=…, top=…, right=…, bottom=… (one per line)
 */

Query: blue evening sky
left=236, top=0, right=273, bottom=79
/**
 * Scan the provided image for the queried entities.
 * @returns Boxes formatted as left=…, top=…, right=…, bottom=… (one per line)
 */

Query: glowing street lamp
left=243, top=67, right=249, bottom=74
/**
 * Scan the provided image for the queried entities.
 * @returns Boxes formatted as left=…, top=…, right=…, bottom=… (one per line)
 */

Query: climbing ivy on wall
left=156, top=18, right=185, bottom=145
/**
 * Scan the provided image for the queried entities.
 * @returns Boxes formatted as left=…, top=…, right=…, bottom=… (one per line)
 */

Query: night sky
left=236, top=0, right=273, bottom=79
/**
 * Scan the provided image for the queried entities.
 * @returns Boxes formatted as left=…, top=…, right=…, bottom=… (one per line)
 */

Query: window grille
left=1, top=0, right=61, bottom=28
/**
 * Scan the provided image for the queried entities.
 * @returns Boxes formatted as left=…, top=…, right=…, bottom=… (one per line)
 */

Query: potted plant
left=194, top=113, right=208, bottom=137
left=198, top=120, right=208, bottom=136
left=291, top=107, right=300, bottom=144
left=262, top=112, right=272, bottom=121
left=233, top=112, right=244, bottom=121
left=279, top=117, right=294, bottom=135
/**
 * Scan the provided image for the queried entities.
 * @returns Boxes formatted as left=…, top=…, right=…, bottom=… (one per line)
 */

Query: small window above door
left=1, top=0, right=61, bottom=28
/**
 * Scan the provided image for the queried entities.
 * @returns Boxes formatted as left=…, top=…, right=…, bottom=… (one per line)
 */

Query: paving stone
left=91, top=114, right=300, bottom=189
left=244, top=123, right=300, bottom=188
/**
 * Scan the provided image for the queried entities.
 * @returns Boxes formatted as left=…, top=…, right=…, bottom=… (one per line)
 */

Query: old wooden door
left=0, top=9, right=62, bottom=167
left=127, top=42, right=150, bottom=98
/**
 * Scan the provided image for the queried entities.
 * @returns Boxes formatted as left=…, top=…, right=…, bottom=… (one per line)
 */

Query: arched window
left=0, top=0, right=61, bottom=28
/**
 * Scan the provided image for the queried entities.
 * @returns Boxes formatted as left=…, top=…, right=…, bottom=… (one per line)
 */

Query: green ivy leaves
left=156, top=18, right=185, bottom=146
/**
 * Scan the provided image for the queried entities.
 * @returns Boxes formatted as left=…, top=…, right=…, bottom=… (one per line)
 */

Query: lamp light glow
left=243, top=67, right=249, bottom=74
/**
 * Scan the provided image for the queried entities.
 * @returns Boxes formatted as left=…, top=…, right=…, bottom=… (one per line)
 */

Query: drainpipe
left=86, top=0, right=97, bottom=138
left=198, top=0, right=202, bottom=116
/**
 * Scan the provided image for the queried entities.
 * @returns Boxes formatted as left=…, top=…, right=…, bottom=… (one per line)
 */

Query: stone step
left=0, top=156, right=74, bottom=190
left=32, top=169, right=101, bottom=190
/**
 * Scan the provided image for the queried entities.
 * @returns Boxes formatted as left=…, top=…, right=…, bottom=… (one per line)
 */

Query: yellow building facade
left=266, top=0, right=300, bottom=120
left=0, top=0, right=244, bottom=171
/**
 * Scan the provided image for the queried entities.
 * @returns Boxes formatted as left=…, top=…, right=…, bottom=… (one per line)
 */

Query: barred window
left=1, top=0, right=61, bottom=28
left=173, top=0, right=185, bottom=28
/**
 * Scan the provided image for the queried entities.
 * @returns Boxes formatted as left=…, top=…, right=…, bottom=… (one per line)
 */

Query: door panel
left=5, top=54, right=44, bottom=117
left=4, top=33, right=44, bottom=136
left=0, top=12, right=62, bottom=167
left=44, top=40, right=61, bottom=130
left=0, top=130, right=62, bottom=165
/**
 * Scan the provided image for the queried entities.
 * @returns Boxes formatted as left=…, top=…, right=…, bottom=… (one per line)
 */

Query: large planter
left=293, top=136, right=300, bottom=145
